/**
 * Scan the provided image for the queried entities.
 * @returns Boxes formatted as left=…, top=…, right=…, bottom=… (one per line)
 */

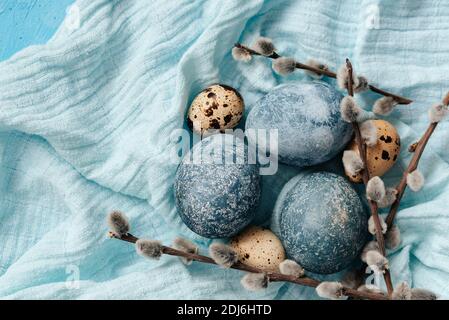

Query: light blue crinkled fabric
left=1, top=0, right=449, bottom=299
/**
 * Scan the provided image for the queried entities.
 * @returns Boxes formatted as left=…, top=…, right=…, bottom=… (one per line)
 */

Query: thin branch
left=346, top=59, right=355, bottom=97
left=234, top=43, right=412, bottom=105
left=346, top=59, right=394, bottom=296
left=295, top=61, right=336, bottom=78
left=386, top=91, right=449, bottom=228
left=385, top=122, right=438, bottom=229
left=110, top=232, right=388, bottom=300
left=234, top=43, right=280, bottom=59
left=368, top=85, right=412, bottom=105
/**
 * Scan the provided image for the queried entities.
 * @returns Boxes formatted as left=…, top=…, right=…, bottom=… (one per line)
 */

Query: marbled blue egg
left=174, top=134, right=260, bottom=238
left=245, top=82, right=352, bottom=167
left=271, top=171, right=368, bottom=274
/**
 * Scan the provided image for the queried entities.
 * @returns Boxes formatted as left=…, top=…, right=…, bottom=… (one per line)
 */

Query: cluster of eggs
left=174, top=81, right=401, bottom=275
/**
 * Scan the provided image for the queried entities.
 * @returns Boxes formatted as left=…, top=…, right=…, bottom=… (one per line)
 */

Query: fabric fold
left=1, top=0, right=449, bottom=299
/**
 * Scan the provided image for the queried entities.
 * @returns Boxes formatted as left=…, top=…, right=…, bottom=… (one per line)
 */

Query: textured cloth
left=1, top=0, right=449, bottom=299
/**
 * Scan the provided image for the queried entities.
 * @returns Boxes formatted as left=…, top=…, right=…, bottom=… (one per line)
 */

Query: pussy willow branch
left=110, top=232, right=388, bottom=300
left=234, top=43, right=412, bottom=105
left=346, top=59, right=394, bottom=296
left=385, top=92, right=449, bottom=228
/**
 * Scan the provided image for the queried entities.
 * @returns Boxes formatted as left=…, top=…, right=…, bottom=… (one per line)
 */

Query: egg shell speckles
left=271, top=171, right=368, bottom=274
left=187, top=84, right=244, bottom=134
left=346, top=120, right=401, bottom=183
left=245, top=82, right=352, bottom=168
left=230, top=226, right=286, bottom=272
left=174, top=134, right=260, bottom=238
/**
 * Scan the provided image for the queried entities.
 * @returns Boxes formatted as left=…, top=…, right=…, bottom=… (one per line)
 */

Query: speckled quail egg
left=345, top=120, right=400, bottom=183
left=187, top=84, right=244, bottom=134
left=230, top=226, right=286, bottom=272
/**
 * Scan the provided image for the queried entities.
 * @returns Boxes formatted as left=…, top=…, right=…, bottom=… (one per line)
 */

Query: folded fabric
left=1, top=0, right=449, bottom=299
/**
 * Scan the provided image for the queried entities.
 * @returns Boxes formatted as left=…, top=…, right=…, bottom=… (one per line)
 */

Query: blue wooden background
left=0, top=0, right=73, bottom=61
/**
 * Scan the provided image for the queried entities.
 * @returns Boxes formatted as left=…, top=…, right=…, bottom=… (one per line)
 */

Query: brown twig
left=367, top=85, right=412, bottom=105
left=234, top=43, right=280, bottom=59
left=234, top=43, right=412, bottom=104
left=386, top=91, right=449, bottom=228
left=110, top=232, right=388, bottom=300
left=383, top=95, right=448, bottom=293
left=385, top=122, right=438, bottom=229
left=345, top=59, right=394, bottom=296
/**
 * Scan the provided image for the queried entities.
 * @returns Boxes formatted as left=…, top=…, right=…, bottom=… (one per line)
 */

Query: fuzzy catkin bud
left=360, top=120, right=378, bottom=147
left=361, top=241, right=380, bottom=263
left=428, top=103, right=448, bottom=123
left=373, top=96, right=397, bottom=115
left=316, top=282, right=345, bottom=300
left=173, top=237, right=198, bottom=265
left=279, top=259, right=304, bottom=278
left=107, top=211, right=130, bottom=237
left=377, top=187, right=398, bottom=208
left=354, top=76, right=369, bottom=93
left=241, top=273, right=268, bottom=291
left=392, top=282, right=412, bottom=300
left=232, top=47, right=252, bottom=62
left=272, top=57, right=296, bottom=76
left=366, top=176, right=386, bottom=202
left=340, top=96, right=363, bottom=123
left=209, top=243, right=238, bottom=268
left=337, top=64, right=360, bottom=91
left=136, top=239, right=163, bottom=260
left=406, top=170, right=425, bottom=192
left=342, top=150, right=364, bottom=176
left=366, top=250, right=389, bottom=274
left=411, top=288, right=438, bottom=300
left=252, top=37, right=275, bottom=56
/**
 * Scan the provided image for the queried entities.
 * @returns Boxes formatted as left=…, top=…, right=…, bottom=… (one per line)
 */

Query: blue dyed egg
left=245, top=82, right=352, bottom=167
left=271, top=171, right=368, bottom=274
left=174, top=134, right=260, bottom=238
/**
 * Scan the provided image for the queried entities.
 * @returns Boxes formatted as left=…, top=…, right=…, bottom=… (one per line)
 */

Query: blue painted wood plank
left=0, top=0, right=74, bottom=61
